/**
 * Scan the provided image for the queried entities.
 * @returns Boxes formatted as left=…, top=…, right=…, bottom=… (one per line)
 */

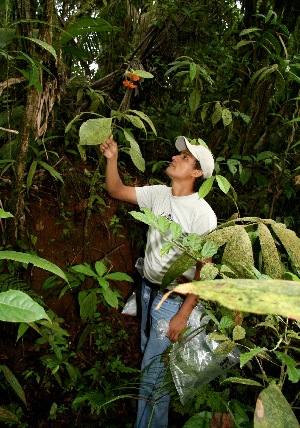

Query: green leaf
left=131, top=207, right=158, bottom=228
left=189, top=62, right=197, bottom=81
left=216, top=175, right=231, bottom=194
left=233, top=325, right=246, bottom=341
left=0, top=406, right=20, bottom=423
left=183, top=233, right=203, bottom=251
left=38, top=161, right=64, bottom=184
left=60, top=18, right=118, bottom=45
left=131, top=70, right=154, bottom=79
left=198, top=176, right=215, bottom=198
left=79, top=290, right=97, bottom=321
left=0, top=290, right=49, bottom=323
left=160, top=241, right=174, bottom=256
left=124, top=114, right=146, bottom=132
left=161, top=252, right=196, bottom=289
left=65, top=112, right=85, bottom=133
left=212, top=340, right=236, bottom=355
left=240, top=168, right=252, bottom=185
left=27, top=160, right=37, bottom=193
left=201, top=103, right=210, bottom=123
left=183, top=411, right=212, bottom=428
left=0, top=208, right=13, bottom=219
left=240, top=113, right=251, bottom=123
left=0, top=251, right=68, bottom=283
left=127, top=110, right=157, bottom=135
left=211, top=102, right=222, bottom=125
left=0, top=365, right=27, bottom=405
left=23, top=37, right=57, bottom=60
left=189, top=88, right=201, bottom=112
left=103, top=287, right=119, bottom=308
left=239, top=27, right=261, bottom=36
left=222, top=377, right=262, bottom=387
left=16, top=323, right=29, bottom=341
left=170, top=222, right=183, bottom=240
left=235, top=40, right=254, bottom=49
left=171, top=278, right=300, bottom=322
left=222, top=108, right=232, bottom=127
left=79, top=117, right=112, bottom=145
left=105, top=272, right=133, bottom=282
left=94, top=261, right=107, bottom=277
left=71, top=264, right=96, bottom=277
left=254, top=384, right=299, bottom=428
left=157, top=215, right=171, bottom=233
left=201, top=241, right=218, bottom=258
left=123, top=130, right=145, bottom=172
left=274, top=351, right=300, bottom=383
left=240, top=347, right=268, bottom=368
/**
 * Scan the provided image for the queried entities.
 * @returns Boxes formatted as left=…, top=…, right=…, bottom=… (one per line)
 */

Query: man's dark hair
left=193, top=159, right=205, bottom=192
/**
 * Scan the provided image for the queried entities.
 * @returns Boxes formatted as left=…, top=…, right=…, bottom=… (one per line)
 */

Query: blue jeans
left=135, top=281, right=183, bottom=428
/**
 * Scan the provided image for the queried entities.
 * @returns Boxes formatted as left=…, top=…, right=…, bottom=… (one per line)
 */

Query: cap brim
left=175, top=136, right=199, bottom=163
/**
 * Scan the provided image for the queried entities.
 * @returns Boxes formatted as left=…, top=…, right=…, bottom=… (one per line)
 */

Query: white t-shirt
left=136, top=185, right=217, bottom=288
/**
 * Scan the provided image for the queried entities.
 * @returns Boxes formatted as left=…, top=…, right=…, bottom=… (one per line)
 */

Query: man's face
left=166, top=149, right=201, bottom=180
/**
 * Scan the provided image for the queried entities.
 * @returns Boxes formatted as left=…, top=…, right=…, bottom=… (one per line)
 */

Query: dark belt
left=143, top=277, right=185, bottom=300
left=143, top=277, right=185, bottom=338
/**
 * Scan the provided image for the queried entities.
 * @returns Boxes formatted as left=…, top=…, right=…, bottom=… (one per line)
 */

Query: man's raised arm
left=100, top=135, right=138, bottom=204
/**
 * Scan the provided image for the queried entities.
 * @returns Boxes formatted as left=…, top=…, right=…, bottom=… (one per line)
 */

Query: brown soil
left=1, top=176, right=144, bottom=427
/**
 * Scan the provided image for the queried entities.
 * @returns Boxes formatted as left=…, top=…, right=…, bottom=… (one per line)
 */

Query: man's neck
left=171, top=181, right=195, bottom=197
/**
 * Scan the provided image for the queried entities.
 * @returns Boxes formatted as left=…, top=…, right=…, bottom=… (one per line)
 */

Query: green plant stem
left=83, top=164, right=100, bottom=261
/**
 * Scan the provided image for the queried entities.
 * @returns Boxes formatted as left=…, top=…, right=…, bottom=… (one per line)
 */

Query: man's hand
left=100, top=135, right=118, bottom=159
left=166, top=293, right=198, bottom=342
left=167, top=312, right=188, bottom=342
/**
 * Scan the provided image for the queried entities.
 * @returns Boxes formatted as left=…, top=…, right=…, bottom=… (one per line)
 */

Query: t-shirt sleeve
left=192, top=205, right=217, bottom=236
left=135, top=185, right=166, bottom=210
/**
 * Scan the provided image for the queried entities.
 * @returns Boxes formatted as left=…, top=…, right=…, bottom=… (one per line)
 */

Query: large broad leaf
left=79, top=290, right=97, bottom=322
left=79, top=117, right=112, bottom=146
left=0, top=251, right=68, bottom=283
left=124, top=130, right=145, bottom=172
left=198, top=176, right=215, bottom=199
left=127, top=110, right=157, bottom=135
left=254, top=383, right=298, bottom=427
left=161, top=252, right=196, bottom=290
left=156, top=279, right=300, bottom=320
left=0, top=290, right=49, bottom=323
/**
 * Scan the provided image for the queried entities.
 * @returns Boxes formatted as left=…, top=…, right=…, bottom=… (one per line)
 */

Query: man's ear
left=192, top=169, right=203, bottom=178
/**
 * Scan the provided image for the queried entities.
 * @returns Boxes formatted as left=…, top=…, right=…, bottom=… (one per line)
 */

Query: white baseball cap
left=175, top=136, right=215, bottom=179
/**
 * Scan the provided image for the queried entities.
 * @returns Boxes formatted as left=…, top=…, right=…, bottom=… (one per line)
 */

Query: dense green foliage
left=0, top=0, right=299, bottom=426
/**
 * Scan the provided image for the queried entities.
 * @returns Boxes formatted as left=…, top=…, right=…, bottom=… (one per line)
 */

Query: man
left=100, top=135, right=217, bottom=428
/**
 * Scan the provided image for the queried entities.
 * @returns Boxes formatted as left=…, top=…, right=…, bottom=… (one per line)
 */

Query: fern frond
left=257, top=223, right=284, bottom=278
left=73, top=389, right=114, bottom=415
left=272, top=223, right=300, bottom=276
left=0, top=274, right=44, bottom=305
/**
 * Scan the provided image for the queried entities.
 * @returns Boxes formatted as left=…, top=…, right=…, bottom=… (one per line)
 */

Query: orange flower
left=128, top=82, right=137, bottom=88
left=127, top=73, right=140, bottom=81
left=123, top=80, right=130, bottom=87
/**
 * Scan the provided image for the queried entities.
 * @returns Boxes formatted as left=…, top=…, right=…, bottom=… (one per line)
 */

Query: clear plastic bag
left=169, top=305, right=240, bottom=404
left=121, top=258, right=144, bottom=317
left=121, top=292, right=137, bottom=316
